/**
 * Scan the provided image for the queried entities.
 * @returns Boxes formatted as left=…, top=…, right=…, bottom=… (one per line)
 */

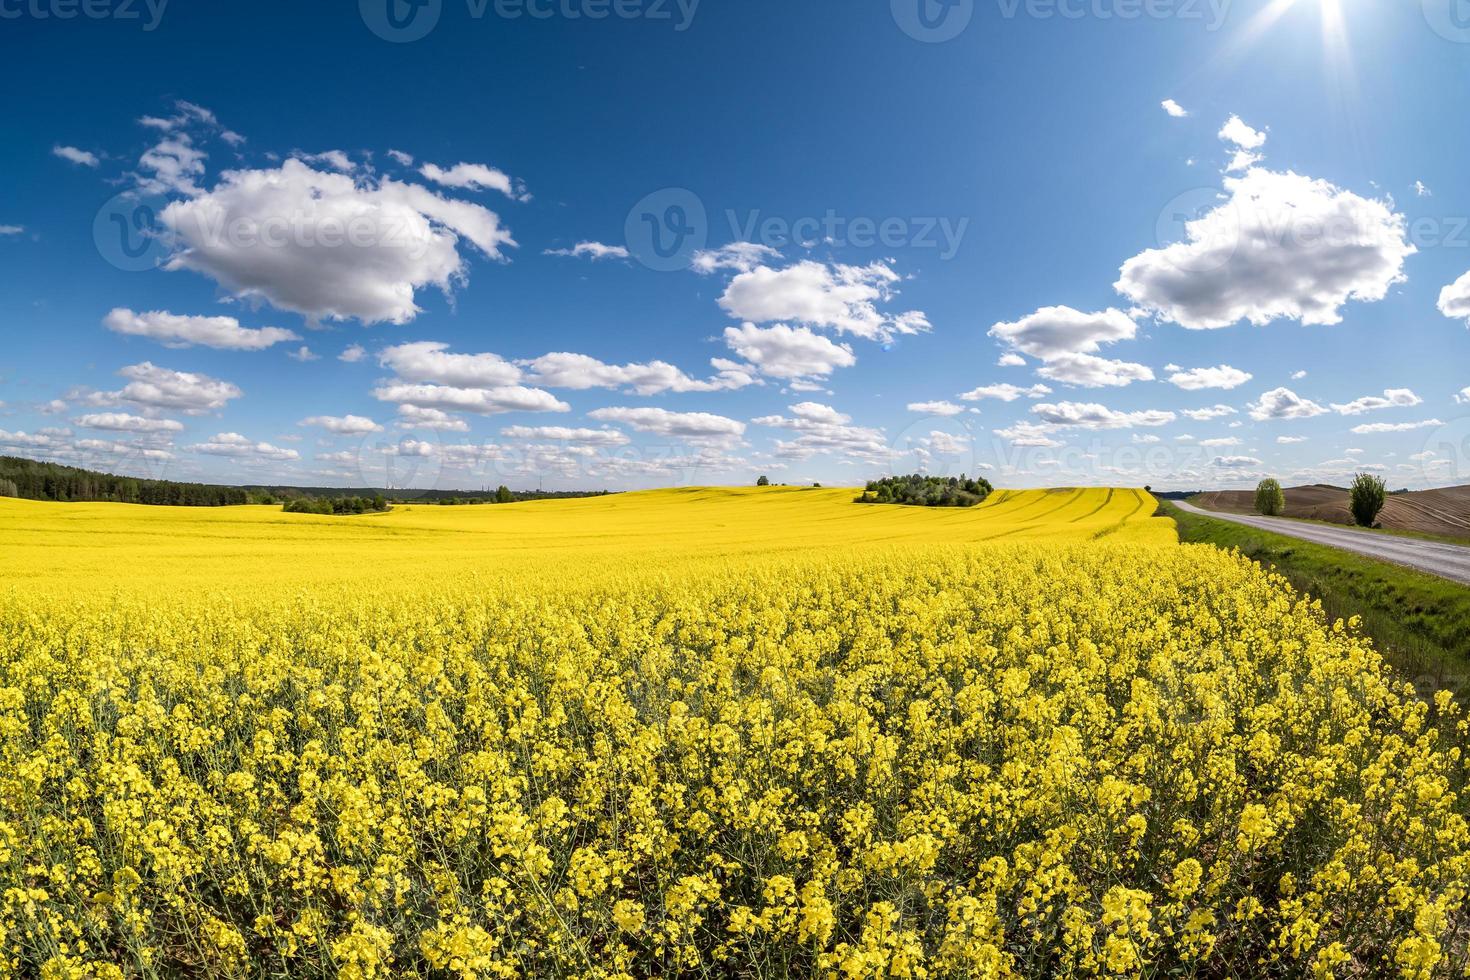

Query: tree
left=1254, top=479, right=1286, bottom=516
left=1349, top=472, right=1387, bottom=527
left=756, top=475, right=770, bottom=486
left=495, top=485, right=514, bottom=504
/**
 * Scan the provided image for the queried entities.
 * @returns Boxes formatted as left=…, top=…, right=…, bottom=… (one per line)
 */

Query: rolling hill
left=1192, top=483, right=1470, bottom=540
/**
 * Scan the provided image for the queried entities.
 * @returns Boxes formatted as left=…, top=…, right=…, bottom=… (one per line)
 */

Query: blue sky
left=2, top=0, right=1468, bottom=491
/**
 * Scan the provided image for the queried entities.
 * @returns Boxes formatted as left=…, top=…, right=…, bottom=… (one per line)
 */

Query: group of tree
left=0, top=455, right=249, bottom=506
left=282, top=495, right=391, bottom=516
left=1254, top=474, right=1387, bottom=527
left=855, top=474, right=994, bottom=508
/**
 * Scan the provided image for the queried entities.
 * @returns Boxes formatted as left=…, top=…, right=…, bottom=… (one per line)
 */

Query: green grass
left=1161, top=500, right=1470, bottom=698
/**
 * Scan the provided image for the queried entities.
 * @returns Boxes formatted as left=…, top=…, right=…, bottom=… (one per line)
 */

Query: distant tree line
left=0, top=455, right=249, bottom=506
left=856, top=474, right=994, bottom=508
left=283, top=495, right=390, bottom=516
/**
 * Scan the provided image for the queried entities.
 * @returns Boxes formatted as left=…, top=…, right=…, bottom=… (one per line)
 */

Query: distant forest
left=0, top=455, right=613, bottom=508
left=856, top=474, right=994, bottom=508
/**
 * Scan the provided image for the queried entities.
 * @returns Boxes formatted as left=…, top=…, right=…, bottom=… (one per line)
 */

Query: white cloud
left=692, top=242, right=783, bottom=275
left=1167, top=364, right=1253, bottom=390
left=1414, top=180, right=1431, bottom=198
left=989, top=305, right=1138, bottom=359
left=53, top=145, right=99, bottom=167
left=288, top=346, right=320, bottom=362
left=190, top=432, right=299, bottom=462
left=379, top=342, right=523, bottom=387
left=1035, top=352, right=1154, bottom=388
left=386, top=149, right=414, bottom=167
left=160, top=159, right=516, bottom=325
left=1248, top=386, right=1328, bottom=421
left=1132, top=434, right=1161, bottom=444
left=1292, top=370, right=1308, bottom=380
left=588, top=406, right=745, bottom=442
left=1330, top=388, right=1422, bottom=415
left=73, top=412, right=183, bottom=433
left=1161, top=99, right=1189, bottom=118
left=373, top=382, right=568, bottom=416
left=96, top=362, right=242, bottom=414
left=753, top=403, right=891, bottom=463
left=418, top=161, right=528, bottom=200
left=522, top=351, right=755, bottom=394
left=1212, top=455, right=1263, bottom=468
left=993, top=421, right=1063, bottom=448
left=299, top=415, right=383, bottom=434
left=1350, top=419, right=1444, bottom=434
left=500, top=426, right=629, bottom=446
left=339, top=344, right=366, bottom=363
left=103, top=308, right=299, bottom=351
left=544, top=241, right=629, bottom=261
left=395, top=405, right=468, bottom=431
left=1199, top=436, right=1242, bottom=447
left=906, top=401, right=964, bottom=416
left=0, top=225, right=23, bottom=235
left=717, top=260, right=925, bottom=341
left=296, top=150, right=356, bottom=173
left=997, top=352, right=1026, bottom=367
left=137, top=134, right=207, bottom=196
left=1116, top=169, right=1413, bottom=329
left=1218, top=115, right=1267, bottom=172
left=959, top=382, right=1052, bottom=402
left=1457, top=386, right=1470, bottom=405
left=1277, top=435, right=1308, bottom=444
left=722, top=323, right=855, bottom=381
left=1181, top=404, right=1238, bottom=420
left=1437, top=270, right=1470, bottom=325
left=1031, top=401, right=1176, bottom=429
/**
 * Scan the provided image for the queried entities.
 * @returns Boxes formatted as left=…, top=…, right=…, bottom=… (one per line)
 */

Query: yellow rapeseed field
left=1, top=487, right=1467, bottom=978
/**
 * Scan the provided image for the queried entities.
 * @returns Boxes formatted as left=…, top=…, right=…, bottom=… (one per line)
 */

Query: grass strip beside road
left=1161, top=500, right=1470, bottom=695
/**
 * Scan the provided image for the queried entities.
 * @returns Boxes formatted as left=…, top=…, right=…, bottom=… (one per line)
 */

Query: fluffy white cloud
left=522, top=352, right=755, bottom=394
left=500, top=426, right=629, bottom=446
left=339, top=344, right=366, bottom=363
left=103, top=308, right=298, bottom=351
left=395, top=405, right=468, bottom=431
left=1437, top=270, right=1470, bottom=324
left=753, top=403, right=890, bottom=462
left=1457, top=386, right=1470, bottom=405
left=544, top=241, right=629, bottom=261
left=1035, top=352, right=1154, bottom=388
left=993, top=421, right=1063, bottom=448
left=1218, top=115, right=1266, bottom=171
left=959, top=382, right=1052, bottom=402
left=691, top=242, right=783, bottom=275
left=588, top=406, right=745, bottom=441
left=94, top=362, right=242, bottom=414
left=1116, top=169, right=1413, bottom=329
left=1161, top=99, right=1189, bottom=118
left=299, top=415, right=383, bottom=434
left=989, top=306, right=1138, bottom=359
left=296, top=150, right=356, bottom=173
left=1248, top=386, right=1328, bottom=421
left=1167, top=364, right=1253, bottom=390
left=288, top=346, right=319, bottom=362
left=190, top=432, right=299, bottom=461
left=717, top=260, right=925, bottom=341
left=997, top=352, right=1026, bottom=367
left=73, top=412, right=183, bottom=433
left=1350, top=418, right=1444, bottom=434
left=378, top=342, right=522, bottom=387
left=722, top=323, right=855, bottom=381
left=1199, top=436, right=1242, bottom=447
left=1292, top=370, right=1308, bottom=380
left=1213, top=455, right=1263, bottom=468
left=1181, top=404, right=1238, bottom=420
left=906, top=401, right=964, bottom=416
left=418, top=161, right=527, bottom=200
left=1277, top=435, right=1309, bottom=444
left=1031, top=402, right=1176, bottom=429
left=160, top=159, right=516, bottom=325
left=53, top=145, right=99, bottom=167
left=137, top=134, right=207, bottom=196
left=386, top=149, right=414, bottom=167
left=373, top=383, right=568, bottom=416
left=1330, top=388, right=1422, bottom=415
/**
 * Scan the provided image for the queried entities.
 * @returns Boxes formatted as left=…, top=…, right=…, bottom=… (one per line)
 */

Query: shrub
left=756, top=475, right=770, bottom=487
left=856, top=474, right=993, bottom=508
left=1349, top=472, right=1387, bottom=527
left=1254, top=479, right=1286, bottom=516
